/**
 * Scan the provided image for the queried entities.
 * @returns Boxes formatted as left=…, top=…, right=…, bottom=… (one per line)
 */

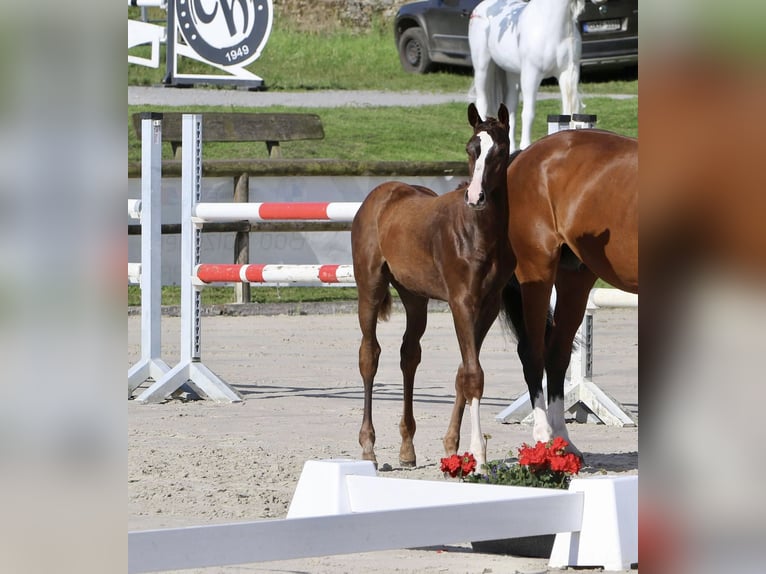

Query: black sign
left=176, top=0, right=272, bottom=68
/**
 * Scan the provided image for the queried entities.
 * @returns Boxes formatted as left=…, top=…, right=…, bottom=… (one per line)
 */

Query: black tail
left=499, top=275, right=556, bottom=346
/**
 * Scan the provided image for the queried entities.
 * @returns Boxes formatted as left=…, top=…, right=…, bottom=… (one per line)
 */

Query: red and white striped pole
left=193, top=202, right=360, bottom=222
left=195, top=264, right=355, bottom=285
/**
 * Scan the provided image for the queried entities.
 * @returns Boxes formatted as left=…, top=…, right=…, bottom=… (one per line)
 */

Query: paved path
left=128, top=86, right=636, bottom=108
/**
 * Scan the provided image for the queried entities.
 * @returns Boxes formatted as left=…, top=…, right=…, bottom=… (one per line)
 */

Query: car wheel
left=398, top=27, right=433, bottom=74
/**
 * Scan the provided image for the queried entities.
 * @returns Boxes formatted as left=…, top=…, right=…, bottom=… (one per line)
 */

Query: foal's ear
left=467, top=103, right=481, bottom=128
left=498, top=103, right=509, bottom=127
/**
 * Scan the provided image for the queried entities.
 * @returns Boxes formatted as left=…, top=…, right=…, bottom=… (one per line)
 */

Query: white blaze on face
left=466, top=131, right=494, bottom=205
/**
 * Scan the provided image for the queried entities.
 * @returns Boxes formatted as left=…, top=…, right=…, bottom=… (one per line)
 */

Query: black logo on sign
left=176, top=0, right=272, bottom=67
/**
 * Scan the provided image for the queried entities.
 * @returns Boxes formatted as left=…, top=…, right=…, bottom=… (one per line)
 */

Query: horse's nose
left=464, top=189, right=485, bottom=209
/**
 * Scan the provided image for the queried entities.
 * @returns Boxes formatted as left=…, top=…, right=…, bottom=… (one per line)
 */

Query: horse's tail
left=484, top=61, right=505, bottom=118
left=571, top=0, right=585, bottom=20
left=379, top=289, right=392, bottom=322
left=469, top=62, right=505, bottom=118
left=499, top=275, right=556, bottom=346
left=500, top=277, right=582, bottom=351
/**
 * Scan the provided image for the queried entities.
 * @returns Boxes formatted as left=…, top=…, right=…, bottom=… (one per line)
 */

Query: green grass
left=128, top=285, right=359, bottom=306
left=130, top=279, right=612, bottom=307
left=128, top=97, right=637, bottom=163
left=128, top=10, right=636, bottom=95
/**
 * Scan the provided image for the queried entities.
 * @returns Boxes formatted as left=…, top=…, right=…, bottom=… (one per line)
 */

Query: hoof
left=399, top=458, right=417, bottom=468
left=362, top=453, right=378, bottom=469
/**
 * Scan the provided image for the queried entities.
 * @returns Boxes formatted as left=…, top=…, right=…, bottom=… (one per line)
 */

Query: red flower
left=518, top=441, right=548, bottom=468
left=549, top=452, right=581, bottom=474
left=440, top=452, right=477, bottom=478
left=563, top=452, right=582, bottom=474
left=549, top=436, right=569, bottom=454
left=440, top=455, right=460, bottom=477
left=448, top=436, right=581, bottom=488
left=460, top=453, right=477, bottom=475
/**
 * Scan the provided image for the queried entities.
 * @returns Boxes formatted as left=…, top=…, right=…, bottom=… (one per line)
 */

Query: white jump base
left=129, top=459, right=637, bottom=573
left=496, top=287, right=638, bottom=427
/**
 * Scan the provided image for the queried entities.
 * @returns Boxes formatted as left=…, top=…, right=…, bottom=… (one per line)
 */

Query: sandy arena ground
left=129, top=305, right=638, bottom=573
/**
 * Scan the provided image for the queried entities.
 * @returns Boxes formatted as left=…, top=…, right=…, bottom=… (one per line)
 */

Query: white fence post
left=128, top=112, right=170, bottom=395
left=134, top=114, right=242, bottom=404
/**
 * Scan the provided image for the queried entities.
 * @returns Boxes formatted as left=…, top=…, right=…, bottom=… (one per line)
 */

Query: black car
left=394, top=0, right=638, bottom=74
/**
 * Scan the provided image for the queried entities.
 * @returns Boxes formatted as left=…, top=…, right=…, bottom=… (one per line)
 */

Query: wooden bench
left=132, top=111, right=325, bottom=303
left=131, top=111, right=325, bottom=158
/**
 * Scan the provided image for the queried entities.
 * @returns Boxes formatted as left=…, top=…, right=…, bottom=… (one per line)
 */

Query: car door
left=426, top=0, right=480, bottom=60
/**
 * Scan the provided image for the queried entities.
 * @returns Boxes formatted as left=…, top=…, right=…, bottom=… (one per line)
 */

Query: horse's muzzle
left=465, top=189, right=486, bottom=210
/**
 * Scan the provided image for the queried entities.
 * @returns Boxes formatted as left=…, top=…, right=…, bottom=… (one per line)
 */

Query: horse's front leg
left=448, top=300, right=487, bottom=467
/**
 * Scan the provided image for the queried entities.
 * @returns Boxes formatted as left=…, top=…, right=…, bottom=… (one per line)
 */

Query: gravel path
left=128, top=86, right=635, bottom=108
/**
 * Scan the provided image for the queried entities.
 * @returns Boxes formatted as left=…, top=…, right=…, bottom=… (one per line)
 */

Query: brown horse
left=471, top=128, right=638, bottom=455
left=351, top=103, right=515, bottom=467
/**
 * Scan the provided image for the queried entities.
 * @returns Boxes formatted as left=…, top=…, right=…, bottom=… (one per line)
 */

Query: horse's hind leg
left=514, top=258, right=558, bottom=443
left=558, top=63, right=581, bottom=116
left=444, top=366, right=467, bottom=459
left=468, top=7, right=492, bottom=120
left=356, top=270, right=390, bottom=467
left=519, top=68, right=544, bottom=149
left=395, top=287, right=429, bottom=467
left=503, top=72, right=521, bottom=152
left=545, top=265, right=597, bottom=457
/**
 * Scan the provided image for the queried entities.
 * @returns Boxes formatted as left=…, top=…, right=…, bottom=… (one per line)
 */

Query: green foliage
left=464, top=458, right=572, bottom=489
left=464, top=438, right=582, bottom=489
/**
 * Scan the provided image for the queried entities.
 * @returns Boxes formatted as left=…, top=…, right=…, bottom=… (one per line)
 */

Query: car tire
left=398, top=27, right=433, bottom=74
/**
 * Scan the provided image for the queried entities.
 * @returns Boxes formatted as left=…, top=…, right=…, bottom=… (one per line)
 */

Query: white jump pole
left=495, top=288, right=637, bottom=427
left=547, top=114, right=597, bottom=136
left=571, top=113, right=598, bottom=130
left=129, top=112, right=171, bottom=395
left=135, top=114, right=242, bottom=404
left=547, top=114, right=572, bottom=135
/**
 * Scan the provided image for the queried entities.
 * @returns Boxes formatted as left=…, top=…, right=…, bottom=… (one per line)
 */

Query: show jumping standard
left=351, top=104, right=515, bottom=468
left=469, top=0, right=585, bottom=151
left=486, top=128, right=638, bottom=455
